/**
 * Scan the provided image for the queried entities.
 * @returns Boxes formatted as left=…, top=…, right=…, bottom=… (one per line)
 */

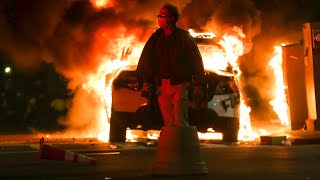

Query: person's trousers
left=157, top=79, right=190, bottom=126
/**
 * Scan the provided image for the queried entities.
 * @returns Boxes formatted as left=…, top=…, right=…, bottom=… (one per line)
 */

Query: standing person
left=136, top=3, right=205, bottom=127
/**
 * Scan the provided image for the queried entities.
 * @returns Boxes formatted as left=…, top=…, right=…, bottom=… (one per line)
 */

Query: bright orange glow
left=90, top=0, right=112, bottom=9
left=198, top=128, right=223, bottom=140
left=188, top=29, right=216, bottom=39
left=195, top=26, right=257, bottom=141
left=81, top=27, right=144, bottom=142
left=193, top=27, right=247, bottom=75
left=268, top=45, right=290, bottom=126
left=126, top=129, right=139, bottom=142
left=66, top=25, right=275, bottom=143
left=120, top=26, right=255, bottom=142
left=147, top=130, right=160, bottom=140
left=237, top=98, right=259, bottom=141
left=125, top=129, right=160, bottom=142
left=126, top=129, right=224, bottom=142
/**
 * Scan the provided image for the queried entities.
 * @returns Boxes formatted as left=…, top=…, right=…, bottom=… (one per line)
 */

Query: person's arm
left=136, top=37, right=153, bottom=85
left=136, top=29, right=161, bottom=85
left=186, top=33, right=205, bottom=85
left=184, top=32, right=206, bottom=109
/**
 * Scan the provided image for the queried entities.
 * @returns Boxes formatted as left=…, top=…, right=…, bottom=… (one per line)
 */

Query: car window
left=113, top=71, right=139, bottom=89
left=206, top=72, right=238, bottom=95
left=215, top=79, right=235, bottom=95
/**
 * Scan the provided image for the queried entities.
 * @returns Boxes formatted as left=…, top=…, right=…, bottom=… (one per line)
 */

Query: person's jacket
left=136, top=27, right=205, bottom=86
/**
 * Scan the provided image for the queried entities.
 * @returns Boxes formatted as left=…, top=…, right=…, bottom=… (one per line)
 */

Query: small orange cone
left=152, top=126, right=208, bottom=176
left=39, top=137, right=96, bottom=165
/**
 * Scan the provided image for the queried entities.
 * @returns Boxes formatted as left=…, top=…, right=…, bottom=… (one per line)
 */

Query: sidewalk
left=0, top=130, right=320, bottom=147
left=0, top=134, right=159, bottom=153
left=287, top=129, right=320, bottom=145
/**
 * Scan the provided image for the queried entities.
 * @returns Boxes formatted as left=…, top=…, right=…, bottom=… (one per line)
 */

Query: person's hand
left=190, top=85, right=203, bottom=110
left=192, top=85, right=203, bottom=99
left=141, top=82, right=149, bottom=98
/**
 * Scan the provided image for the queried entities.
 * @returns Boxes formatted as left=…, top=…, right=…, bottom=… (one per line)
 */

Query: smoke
left=239, top=0, right=320, bottom=125
left=0, top=0, right=263, bottom=81
left=179, top=0, right=262, bottom=39
left=0, top=0, right=194, bottom=135
left=0, top=0, right=71, bottom=70
left=0, top=0, right=195, bottom=79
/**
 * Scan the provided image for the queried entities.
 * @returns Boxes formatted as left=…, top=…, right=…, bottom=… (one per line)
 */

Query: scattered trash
left=282, top=140, right=292, bottom=146
left=110, top=144, right=117, bottom=149
left=260, top=136, right=287, bottom=145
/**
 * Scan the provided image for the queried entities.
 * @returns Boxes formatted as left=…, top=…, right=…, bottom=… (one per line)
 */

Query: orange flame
left=80, top=27, right=144, bottom=142
left=238, top=97, right=259, bottom=141
left=189, top=29, right=216, bottom=39
left=268, top=45, right=290, bottom=126
left=90, top=0, right=112, bottom=9
left=193, top=26, right=257, bottom=141
left=198, top=128, right=223, bottom=140
left=195, top=27, right=247, bottom=74
left=73, top=26, right=257, bottom=142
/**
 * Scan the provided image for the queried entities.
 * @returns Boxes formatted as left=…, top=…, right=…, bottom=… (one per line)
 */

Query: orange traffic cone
left=152, top=126, right=208, bottom=176
left=39, top=137, right=96, bottom=165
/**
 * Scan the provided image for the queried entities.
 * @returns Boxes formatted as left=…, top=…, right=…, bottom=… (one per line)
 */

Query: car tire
left=221, top=117, right=239, bottom=143
left=222, top=130, right=238, bottom=143
left=135, top=105, right=163, bottom=131
left=109, top=112, right=127, bottom=143
left=189, top=108, right=219, bottom=133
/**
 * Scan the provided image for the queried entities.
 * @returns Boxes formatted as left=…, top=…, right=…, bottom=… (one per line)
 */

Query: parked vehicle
left=109, top=67, right=240, bottom=143
left=109, top=35, right=240, bottom=143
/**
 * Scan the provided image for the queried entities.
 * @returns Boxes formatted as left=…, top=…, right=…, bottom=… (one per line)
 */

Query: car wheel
left=135, top=105, right=163, bottom=131
left=109, top=112, right=128, bottom=143
left=189, top=108, right=219, bottom=133
left=221, top=117, right=239, bottom=143
left=222, top=130, right=239, bottom=143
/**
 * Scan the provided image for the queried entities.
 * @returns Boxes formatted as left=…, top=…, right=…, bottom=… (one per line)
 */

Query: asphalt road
left=0, top=142, right=320, bottom=180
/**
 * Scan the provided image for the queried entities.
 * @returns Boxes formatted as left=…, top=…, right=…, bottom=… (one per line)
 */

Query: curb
left=290, top=138, right=320, bottom=145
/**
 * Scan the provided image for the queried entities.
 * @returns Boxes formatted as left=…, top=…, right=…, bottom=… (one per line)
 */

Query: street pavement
left=0, top=132, right=320, bottom=179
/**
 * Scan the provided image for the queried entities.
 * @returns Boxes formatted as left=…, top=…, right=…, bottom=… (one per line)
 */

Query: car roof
left=120, top=65, right=235, bottom=78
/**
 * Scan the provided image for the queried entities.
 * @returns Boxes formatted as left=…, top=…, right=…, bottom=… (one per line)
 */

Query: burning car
left=109, top=32, right=240, bottom=143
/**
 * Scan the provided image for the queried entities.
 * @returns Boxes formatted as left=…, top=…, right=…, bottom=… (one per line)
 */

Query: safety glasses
left=157, top=14, right=171, bottom=19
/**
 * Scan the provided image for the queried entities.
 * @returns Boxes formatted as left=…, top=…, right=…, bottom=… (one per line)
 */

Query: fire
left=196, top=26, right=257, bottom=141
left=198, top=128, right=223, bottom=140
left=86, top=26, right=257, bottom=142
left=72, top=26, right=272, bottom=143
left=90, top=0, right=112, bottom=9
left=81, top=28, right=144, bottom=142
left=216, top=27, right=245, bottom=74
left=189, top=29, right=216, bottom=39
left=268, top=45, right=290, bottom=126
left=237, top=98, right=258, bottom=141
left=126, top=129, right=160, bottom=142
